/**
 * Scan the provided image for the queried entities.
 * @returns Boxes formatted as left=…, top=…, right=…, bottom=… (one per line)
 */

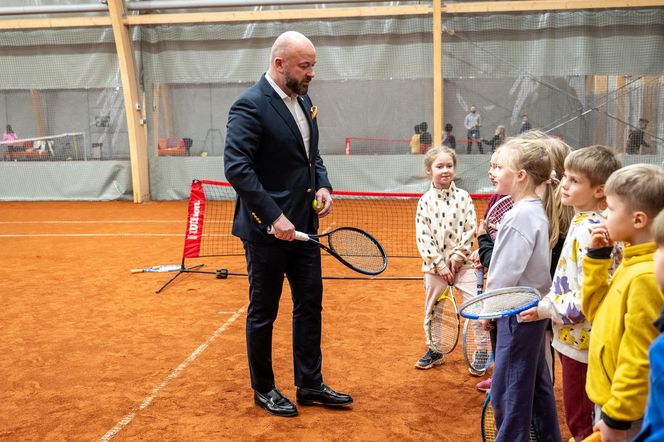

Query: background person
left=442, top=123, right=457, bottom=151
left=464, top=105, right=482, bottom=154
left=419, top=121, right=432, bottom=154
left=519, top=114, right=531, bottom=134
left=410, top=123, right=421, bottom=154
left=224, top=31, right=352, bottom=418
left=626, top=118, right=651, bottom=154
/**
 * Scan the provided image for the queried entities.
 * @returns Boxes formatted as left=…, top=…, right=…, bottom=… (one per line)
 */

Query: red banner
left=182, top=180, right=206, bottom=258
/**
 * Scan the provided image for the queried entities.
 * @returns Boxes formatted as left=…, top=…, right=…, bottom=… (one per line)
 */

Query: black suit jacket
left=224, top=74, right=332, bottom=242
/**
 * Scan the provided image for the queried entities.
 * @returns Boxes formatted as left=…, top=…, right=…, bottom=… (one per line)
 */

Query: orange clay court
left=0, top=200, right=569, bottom=441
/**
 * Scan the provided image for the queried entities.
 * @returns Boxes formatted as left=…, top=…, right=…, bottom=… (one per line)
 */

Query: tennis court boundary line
left=99, top=305, right=247, bottom=442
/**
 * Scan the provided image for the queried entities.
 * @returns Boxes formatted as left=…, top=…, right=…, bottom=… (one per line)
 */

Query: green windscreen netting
left=0, top=5, right=662, bottom=200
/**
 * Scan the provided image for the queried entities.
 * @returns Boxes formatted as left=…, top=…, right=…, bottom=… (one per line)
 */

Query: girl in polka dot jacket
left=414, top=146, right=478, bottom=370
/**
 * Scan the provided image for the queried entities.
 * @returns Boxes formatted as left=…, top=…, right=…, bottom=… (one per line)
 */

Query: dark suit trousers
left=243, top=239, right=323, bottom=393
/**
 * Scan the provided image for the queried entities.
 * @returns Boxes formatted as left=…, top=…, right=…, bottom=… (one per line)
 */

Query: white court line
left=100, top=305, right=247, bottom=442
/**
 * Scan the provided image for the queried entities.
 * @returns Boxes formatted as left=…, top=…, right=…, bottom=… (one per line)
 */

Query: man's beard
left=285, top=73, right=309, bottom=95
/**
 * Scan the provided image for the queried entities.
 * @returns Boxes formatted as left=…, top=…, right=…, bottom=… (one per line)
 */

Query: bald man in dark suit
left=224, top=31, right=352, bottom=417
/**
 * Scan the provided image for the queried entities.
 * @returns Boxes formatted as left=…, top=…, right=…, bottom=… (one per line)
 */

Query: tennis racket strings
left=459, top=287, right=541, bottom=320
left=485, top=196, right=513, bottom=240
left=428, top=288, right=460, bottom=354
left=327, top=227, right=387, bottom=275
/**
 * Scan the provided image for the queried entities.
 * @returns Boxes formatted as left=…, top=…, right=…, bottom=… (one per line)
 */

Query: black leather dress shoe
left=254, top=388, right=298, bottom=417
left=296, top=383, right=353, bottom=407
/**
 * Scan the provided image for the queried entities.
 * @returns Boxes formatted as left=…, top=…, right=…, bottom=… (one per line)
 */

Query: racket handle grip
left=294, top=231, right=309, bottom=242
left=476, top=268, right=484, bottom=287
left=266, top=225, right=309, bottom=242
left=580, top=432, right=601, bottom=442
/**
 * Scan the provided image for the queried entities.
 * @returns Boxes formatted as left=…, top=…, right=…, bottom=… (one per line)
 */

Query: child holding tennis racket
left=415, top=146, right=478, bottom=369
left=483, top=136, right=562, bottom=441
left=633, top=209, right=664, bottom=442
left=580, top=164, right=664, bottom=442
left=519, top=145, right=622, bottom=442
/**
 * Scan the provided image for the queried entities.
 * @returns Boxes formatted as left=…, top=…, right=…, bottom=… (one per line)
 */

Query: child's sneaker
left=415, top=348, right=444, bottom=369
left=476, top=377, right=492, bottom=392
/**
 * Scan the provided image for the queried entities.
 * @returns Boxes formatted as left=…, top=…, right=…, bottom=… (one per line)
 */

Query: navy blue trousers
left=492, top=316, right=562, bottom=442
left=243, top=239, right=323, bottom=393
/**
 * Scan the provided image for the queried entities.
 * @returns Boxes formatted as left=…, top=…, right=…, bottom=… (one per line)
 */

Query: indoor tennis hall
left=2, top=1, right=663, bottom=441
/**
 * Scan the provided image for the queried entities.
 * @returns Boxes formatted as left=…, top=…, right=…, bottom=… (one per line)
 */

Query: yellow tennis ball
left=312, top=199, right=323, bottom=212
left=200, top=151, right=208, bottom=157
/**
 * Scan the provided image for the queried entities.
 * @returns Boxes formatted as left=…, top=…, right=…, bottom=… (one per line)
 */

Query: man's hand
left=315, top=187, right=333, bottom=218
left=480, top=319, right=493, bottom=331
left=271, top=214, right=296, bottom=241
left=519, top=306, right=539, bottom=322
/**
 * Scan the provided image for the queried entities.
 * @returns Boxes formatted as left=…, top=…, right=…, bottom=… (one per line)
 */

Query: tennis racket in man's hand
left=427, top=286, right=460, bottom=354
left=131, top=264, right=182, bottom=273
left=459, top=286, right=541, bottom=320
left=485, top=195, right=513, bottom=240
left=267, top=226, right=387, bottom=275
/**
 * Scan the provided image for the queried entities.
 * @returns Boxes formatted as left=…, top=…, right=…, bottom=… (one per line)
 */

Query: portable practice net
left=156, top=179, right=491, bottom=292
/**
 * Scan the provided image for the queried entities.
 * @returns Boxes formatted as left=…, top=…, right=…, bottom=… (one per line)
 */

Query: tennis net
left=181, top=180, right=491, bottom=260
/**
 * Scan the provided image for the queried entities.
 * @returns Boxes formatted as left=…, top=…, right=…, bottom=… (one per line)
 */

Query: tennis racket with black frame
left=459, top=286, right=541, bottom=320
left=268, top=226, right=387, bottom=276
left=426, top=286, right=460, bottom=354
left=462, top=268, right=493, bottom=374
left=482, top=392, right=538, bottom=442
left=485, top=195, right=513, bottom=241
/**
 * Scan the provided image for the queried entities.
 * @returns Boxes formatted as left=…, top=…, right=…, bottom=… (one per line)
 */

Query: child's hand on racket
left=436, top=262, right=454, bottom=285
left=449, top=255, right=464, bottom=274
left=519, top=306, right=540, bottom=322
left=469, top=249, right=480, bottom=267
left=589, top=225, right=612, bottom=249
left=479, top=319, right=493, bottom=331
left=594, top=419, right=626, bottom=442
left=478, top=220, right=488, bottom=236
left=314, top=188, right=333, bottom=217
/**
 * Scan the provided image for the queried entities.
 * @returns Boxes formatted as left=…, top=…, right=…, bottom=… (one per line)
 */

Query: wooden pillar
left=594, top=75, right=608, bottom=146
left=29, top=90, right=47, bottom=137
left=432, top=0, right=443, bottom=146
left=107, top=0, right=150, bottom=203
left=160, top=83, right=174, bottom=139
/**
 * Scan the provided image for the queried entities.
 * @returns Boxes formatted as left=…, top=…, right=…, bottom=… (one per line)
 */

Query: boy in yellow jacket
left=582, top=164, right=664, bottom=441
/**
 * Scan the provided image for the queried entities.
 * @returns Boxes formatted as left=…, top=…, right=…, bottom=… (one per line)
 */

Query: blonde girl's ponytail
left=541, top=137, right=574, bottom=249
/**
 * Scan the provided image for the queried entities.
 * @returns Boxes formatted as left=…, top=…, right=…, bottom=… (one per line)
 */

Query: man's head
left=604, top=164, right=664, bottom=244
left=470, top=105, right=477, bottom=114
left=521, top=115, right=529, bottom=123
left=267, top=31, right=316, bottom=96
left=638, top=118, right=649, bottom=130
left=561, top=145, right=621, bottom=211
